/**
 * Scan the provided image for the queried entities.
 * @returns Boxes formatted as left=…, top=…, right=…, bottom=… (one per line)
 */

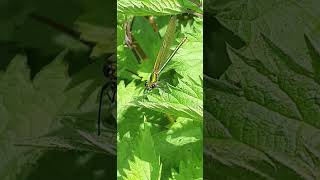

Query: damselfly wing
left=145, top=16, right=187, bottom=91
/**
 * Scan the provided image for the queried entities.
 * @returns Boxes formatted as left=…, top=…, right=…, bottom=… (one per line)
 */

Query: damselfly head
left=145, top=81, right=158, bottom=91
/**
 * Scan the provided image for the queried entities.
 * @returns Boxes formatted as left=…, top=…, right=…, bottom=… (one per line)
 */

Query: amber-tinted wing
left=152, top=16, right=177, bottom=74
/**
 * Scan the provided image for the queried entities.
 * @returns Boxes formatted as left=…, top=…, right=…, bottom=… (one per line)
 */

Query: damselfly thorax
left=145, top=72, right=159, bottom=90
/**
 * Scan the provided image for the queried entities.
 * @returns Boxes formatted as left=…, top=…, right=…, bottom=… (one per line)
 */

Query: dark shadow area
left=204, top=15, right=245, bottom=78
left=204, top=0, right=320, bottom=179
left=0, top=0, right=116, bottom=179
left=27, top=151, right=116, bottom=180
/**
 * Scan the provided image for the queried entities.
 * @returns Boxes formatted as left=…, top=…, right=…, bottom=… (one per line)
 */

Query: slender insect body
left=103, top=63, right=117, bottom=95
left=145, top=16, right=187, bottom=91
left=97, top=59, right=117, bottom=136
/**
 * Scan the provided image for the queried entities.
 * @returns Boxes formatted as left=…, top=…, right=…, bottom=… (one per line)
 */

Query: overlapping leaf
left=119, top=123, right=162, bottom=180
left=117, top=13, right=203, bottom=180
left=0, top=52, right=70, bottom=179
left=138, top=78, right=203, bottom=121
left=215, top=0, right=320, bottom=71
left=118, top=0, right=202, bottom=16
left=205, top=34, right=320, bottom=179
left=204, top=0, right=320, bottom=179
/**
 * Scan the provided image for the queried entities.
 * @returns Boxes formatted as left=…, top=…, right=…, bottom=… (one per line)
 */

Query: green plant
left=0, top=1, right=116, bottom=179
left=205, top=0, right=320, bottom=179
left=117, top=0, right=203, bottom=179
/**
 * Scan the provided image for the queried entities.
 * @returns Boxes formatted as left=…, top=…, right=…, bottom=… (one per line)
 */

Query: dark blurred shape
left=0, top=0, right=116, bottom=180
left=204, top=15, right=244, bottom=78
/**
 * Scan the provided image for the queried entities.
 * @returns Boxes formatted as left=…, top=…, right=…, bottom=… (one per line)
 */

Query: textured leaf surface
left=120, top=123, right=162, bottom=180
left=139, top=79, right=203, bottom=121
left=0, top=52, right=70, bottom=179
left=117, top=9, right=203, bottom=179
left=205, top=34, right=320, bottom=179
left=118, top=0, right=201, bottom=16
left=204, top=0, right=320, bottom=179
left=215, top=0, right=320, bottom=71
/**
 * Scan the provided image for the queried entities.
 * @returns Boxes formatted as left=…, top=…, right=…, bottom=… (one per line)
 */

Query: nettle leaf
left=0, top=50, right=109, bottom=179
left=73, top=0, right=116, bottom=58
left=205, top=0, right=236, bottom=12
left=0, top=52, right=71, bottom=179
left=138, top=78, right=203, bottom=121
left=117, top=132, right=135, bottom=179
left=117, top=81, right=144, bottom=121
left=117, top=43, right=143, bottom=81
left=170, top=150, right=202, bottom=180
left=167, top=17, right=203, bottom=80
left=205, top=34, right=320, bottom=179
left=120, top=123, right=162, bottom=180
left=117, top=81, right=146, bottom=137
left=65, top=58, right=107, bottom=109
left=118, top=0, right=201, bottom=16
left=75, top=21, right=115, bottom=58
left=117, top=2, right=203, bottom=178
left=215, top=0, right=320, bottom=71
left=16, top=112, right=117, bottom=155
left=166, top=119, right=201, bottom=146
left=15, top=128, right=116, bottom=155
left=205, top=138, right=276, bottom=180
left=305, top=33, right=320, bottom=85
left=152, top=117, right=202, bottom=179
left=30, top=66, right=117, bottom=155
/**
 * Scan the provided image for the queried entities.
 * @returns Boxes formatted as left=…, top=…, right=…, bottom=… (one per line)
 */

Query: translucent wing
left=153, top=16, right=177, bottom=74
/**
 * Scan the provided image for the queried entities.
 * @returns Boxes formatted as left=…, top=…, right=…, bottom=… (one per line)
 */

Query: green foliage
left=117, top=1, right=203, bottom=179
left=0, top=2, right=117, bottom=178
left=121, top=123, right=162, bottom=180
left=0, top=52, right=78, bottom=179
left=205, top=0, right=320, bottom=179
left=0, top=52, right=116, bottom=180
left=118, top=0, right=202, bottom=16
left=139, top=78, right=203, bottom=121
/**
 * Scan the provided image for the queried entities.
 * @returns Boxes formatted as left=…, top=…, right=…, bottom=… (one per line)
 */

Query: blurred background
left=0, top=0, right=116, bottom=179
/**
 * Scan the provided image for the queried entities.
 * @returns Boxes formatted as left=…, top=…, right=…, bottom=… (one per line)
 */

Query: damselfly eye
left=145, top=80, right=148, bottom=87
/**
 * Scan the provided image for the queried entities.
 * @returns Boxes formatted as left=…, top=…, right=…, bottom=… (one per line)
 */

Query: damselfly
left=97, top=57, right=116, bottom=136
left=29, top=13, right=116, bottom=136
left=145, top=16, right=187, bottom=91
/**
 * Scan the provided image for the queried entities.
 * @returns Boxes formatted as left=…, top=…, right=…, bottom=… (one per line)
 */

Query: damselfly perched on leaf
left=97, top=57, right=116, bottom=136
left=145, top=16, right=187, bottom=91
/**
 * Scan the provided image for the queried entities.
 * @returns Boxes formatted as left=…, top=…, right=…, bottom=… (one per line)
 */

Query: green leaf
left=205, top=138, right=275, bottom=180
left=120, top=123, right=162, bottom=180
left=118, top=0, right=201, bottom=16
left=215, top=0, right=320, bottom=71
left=153, top=117, right=202, bottom=179
left=117, top=81, right=144, bottom=121
left=65, top=58, right=106, bottom=109
left=0, top=52, right=70, bottom=179
left=75, top=21, right=115, bottom=58
left=117, top=2, right=203, bottom=178
left=205, top=2, right=320, bottom=177
left=15, top=128, right=116, bottom=155
left=170, top=151, right=202, bottom=180
left=138, top=78, right=203, bottom=121
left=205, top=34, right=320, bottom=179
left=168, top=18, right=203, bottom=80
